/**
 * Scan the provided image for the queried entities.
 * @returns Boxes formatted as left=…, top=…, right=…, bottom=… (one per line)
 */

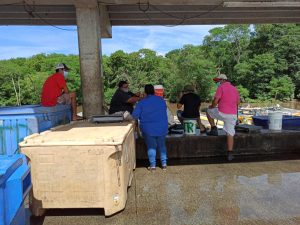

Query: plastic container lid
left=20, top=121, right=133, bottom=146
left=154, top=85, right=164, bottom=89
left=0, top=104, right=71, bottom=115
left=0, top=155, right=23, bottom=186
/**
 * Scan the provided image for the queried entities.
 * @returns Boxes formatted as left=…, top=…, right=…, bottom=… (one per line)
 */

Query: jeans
left=143, top=133, right=167, bottom=167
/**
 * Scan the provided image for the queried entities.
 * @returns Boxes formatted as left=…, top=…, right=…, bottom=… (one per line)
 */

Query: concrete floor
left=30, top=159, right=300, bottom=225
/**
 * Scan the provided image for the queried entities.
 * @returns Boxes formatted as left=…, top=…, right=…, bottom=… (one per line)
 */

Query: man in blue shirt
left=132, top=84, right=168, bottom=171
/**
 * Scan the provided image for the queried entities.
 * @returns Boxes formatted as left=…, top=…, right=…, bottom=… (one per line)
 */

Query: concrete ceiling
left=0, top=0, right=300, bottom=35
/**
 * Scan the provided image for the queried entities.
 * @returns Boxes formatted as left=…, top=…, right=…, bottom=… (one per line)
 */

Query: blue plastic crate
left=10, top=200, right=26, bottom=225
left=0, top=104, right=71, bottom=155
left=0, top=154, right=31, bottom=225
left=252, top=116, right=269, bottom=129
left=252, top=115, right=300, bottom=130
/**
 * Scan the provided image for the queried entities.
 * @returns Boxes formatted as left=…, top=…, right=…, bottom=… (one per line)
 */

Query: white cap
left=213, top=74, right=228, bottom=81
left=55, top=63, right=70, bottom=71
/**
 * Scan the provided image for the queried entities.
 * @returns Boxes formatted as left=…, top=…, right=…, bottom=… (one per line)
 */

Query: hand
left=135, top=92, right=141, bottom=97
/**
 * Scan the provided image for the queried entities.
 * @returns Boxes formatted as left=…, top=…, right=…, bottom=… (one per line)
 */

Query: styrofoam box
left=19, top=121, right=136, bottom=216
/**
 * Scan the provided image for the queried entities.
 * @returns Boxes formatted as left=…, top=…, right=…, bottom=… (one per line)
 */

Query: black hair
left=56, top=69, right=59, bottom=73
left=144, top=84, right=155, bottom=95
left=118, top=80, right=128, bottom=88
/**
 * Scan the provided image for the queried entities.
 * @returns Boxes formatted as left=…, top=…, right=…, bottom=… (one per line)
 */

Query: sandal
left=147, top=166, right=156, bottom=172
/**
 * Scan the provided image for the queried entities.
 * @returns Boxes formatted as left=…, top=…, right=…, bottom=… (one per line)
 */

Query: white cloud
left=0, top=25, right=223, bottom=59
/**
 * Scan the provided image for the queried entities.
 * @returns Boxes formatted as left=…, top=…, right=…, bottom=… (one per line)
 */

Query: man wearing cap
left=109, top=80, right=141, bottom=115
left=206, top=74, right=240, bottom=161
left=177, top=85, right=206, bottom=133
left=41, top=63, right=80, bottom=121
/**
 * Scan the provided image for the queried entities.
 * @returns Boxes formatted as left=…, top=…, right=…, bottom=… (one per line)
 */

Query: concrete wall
left=136, top=132, right=300, bottom=159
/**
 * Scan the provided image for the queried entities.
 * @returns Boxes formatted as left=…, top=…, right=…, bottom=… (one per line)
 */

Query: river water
left=78, top=100, right=300, bottom=116
left=167, top=100, right=300, bottom=115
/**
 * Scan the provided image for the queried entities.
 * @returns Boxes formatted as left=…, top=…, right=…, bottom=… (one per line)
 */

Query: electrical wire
left=144, top=11, right=185, bottom=27
left=137, top=0, right=224, bottom=27
left=23, top=2, right=77, bottom=31
left=138, top=1, right=150, bottom=12
left=5, top=0, right=224, bottom=29
left=147, top=1, right=224, bottom=24
left=98, top=0, right=224, bottom=27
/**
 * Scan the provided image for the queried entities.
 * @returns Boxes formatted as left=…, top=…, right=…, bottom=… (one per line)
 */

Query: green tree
left=166, top=45, right=216, bottom=101
left=236, top=85, right=249, bottom=102
left=234, top=53, right=278, bottom=99
left=268, top=76, right=295, bottom=101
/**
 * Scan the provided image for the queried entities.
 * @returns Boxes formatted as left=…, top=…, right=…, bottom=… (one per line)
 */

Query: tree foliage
left=0, top=24, right=299, bottom=106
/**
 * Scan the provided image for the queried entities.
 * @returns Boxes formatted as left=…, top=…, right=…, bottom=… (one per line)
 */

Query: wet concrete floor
left=30, top=159, right=300, bottom=225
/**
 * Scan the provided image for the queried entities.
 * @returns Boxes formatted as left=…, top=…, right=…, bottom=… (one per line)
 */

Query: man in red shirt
left=41, top=63, right=80, bottom=121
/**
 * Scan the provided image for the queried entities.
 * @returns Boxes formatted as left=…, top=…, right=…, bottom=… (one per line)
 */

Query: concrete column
left=75, top=0, right=104, bottom=118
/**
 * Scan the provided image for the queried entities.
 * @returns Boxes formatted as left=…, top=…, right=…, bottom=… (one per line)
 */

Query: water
left=168, top=100, right=300, bottom=115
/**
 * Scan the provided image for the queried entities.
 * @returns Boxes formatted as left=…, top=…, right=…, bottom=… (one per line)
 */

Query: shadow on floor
left=30, top=208, right=106, bottom=225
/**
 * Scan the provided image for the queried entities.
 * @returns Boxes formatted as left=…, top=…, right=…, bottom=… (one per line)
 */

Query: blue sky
left=0, top=25, right=222, bottom=60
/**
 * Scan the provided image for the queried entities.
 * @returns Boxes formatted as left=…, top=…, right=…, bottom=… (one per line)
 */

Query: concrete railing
left=136, top=131, right=300, bottom=160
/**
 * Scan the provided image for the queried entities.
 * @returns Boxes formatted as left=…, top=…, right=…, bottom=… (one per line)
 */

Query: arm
left=210, top=97, right=219, bottom=108
left=237, top=92, right=241, bottom=106
left=127, top=96, right=140, bottom=104
left=57, top=74, right=68, bottom=94
left=177, top=95, right=184, bottom=109
left=209, top=87, right=222, bottom=108
left=128, top=91, right=140, bottom=97
left=177, top=103, right=183, bottom=109
left=63, top=85, right=69, bottom=94
left=132, top=102, right=142, bottom=120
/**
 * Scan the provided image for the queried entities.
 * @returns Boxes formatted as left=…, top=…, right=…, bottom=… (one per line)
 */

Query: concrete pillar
left=75, top=0, right=104, bottom=118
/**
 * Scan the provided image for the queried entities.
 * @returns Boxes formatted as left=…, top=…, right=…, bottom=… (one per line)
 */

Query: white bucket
left=183, top=120, right=197, bottom=135
left=268, top=111, right=283, bottom=130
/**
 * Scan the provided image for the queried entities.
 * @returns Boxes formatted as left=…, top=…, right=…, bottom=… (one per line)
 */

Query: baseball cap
left=55, top=63, right=70, bottom=71
left=213, top=74, right=227, bottom=82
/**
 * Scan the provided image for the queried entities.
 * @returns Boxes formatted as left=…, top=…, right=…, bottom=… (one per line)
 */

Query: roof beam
left=109, top=11, right=300, bottom=20
left=0, top=0, right=225, bottom=6
left=99, top=4, right=112, bottom=38
left=0, top=19, right=76, bottom=25
left=112, top=17, right=300, bottom=25
left=106, top=4, right=300, bottom=13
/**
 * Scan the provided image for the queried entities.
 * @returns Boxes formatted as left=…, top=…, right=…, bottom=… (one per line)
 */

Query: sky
left=0, top=25, right=223, bottom=60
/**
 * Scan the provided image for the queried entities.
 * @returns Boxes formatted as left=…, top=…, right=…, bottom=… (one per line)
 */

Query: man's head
left=183, top=85, right=194, bottom=93
left=55, top=63, right=70, bottom=72
left=144, top=84, right=155, bottom=96
left=213, top=74, right=228, bottom=84
left=118, top=80, right=129, bottom=92
left=55, top=63, right=70, bottom=78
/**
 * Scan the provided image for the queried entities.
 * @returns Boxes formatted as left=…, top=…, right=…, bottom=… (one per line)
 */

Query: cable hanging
left=22, top=1, right=77, bottom=31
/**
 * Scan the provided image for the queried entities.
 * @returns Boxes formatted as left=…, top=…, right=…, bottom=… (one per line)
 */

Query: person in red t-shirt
left=41, top=63, right=81, bottom=121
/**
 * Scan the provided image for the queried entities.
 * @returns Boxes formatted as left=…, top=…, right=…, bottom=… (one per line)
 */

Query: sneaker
left=227, top=152, right=234, bottom=161
left=162, top=166, right=167, bottom=171
left=207, top=126, right=218, bottom=136
left=147, top=166, right=156, bottom=172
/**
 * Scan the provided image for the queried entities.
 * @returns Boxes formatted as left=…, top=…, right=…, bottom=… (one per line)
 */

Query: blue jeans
left=143, top=134, right=167, bottom=167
